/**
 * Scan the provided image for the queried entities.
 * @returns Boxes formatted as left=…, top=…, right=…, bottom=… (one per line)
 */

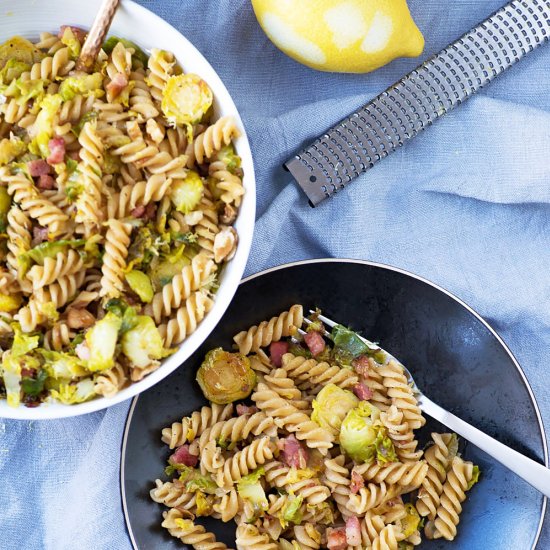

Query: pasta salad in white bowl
left=0, top=0, right=255, bottom=419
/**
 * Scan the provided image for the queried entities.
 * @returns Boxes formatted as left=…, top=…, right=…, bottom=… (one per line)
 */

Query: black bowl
left=121, top=259, right=547, bottom=549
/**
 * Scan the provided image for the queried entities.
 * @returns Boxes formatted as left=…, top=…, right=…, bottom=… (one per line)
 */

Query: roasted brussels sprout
left=339, top=401, right=396, bottom=464
left=161, top=73, right=213, bottom=126
left=196, top=348, right=256, bottom=404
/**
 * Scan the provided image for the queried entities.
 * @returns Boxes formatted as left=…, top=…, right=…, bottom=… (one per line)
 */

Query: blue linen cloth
left=1, top=0, right=549, bottom=548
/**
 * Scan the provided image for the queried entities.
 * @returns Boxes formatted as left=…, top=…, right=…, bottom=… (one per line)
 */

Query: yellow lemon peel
left=251, top=0, right=424, bottom=73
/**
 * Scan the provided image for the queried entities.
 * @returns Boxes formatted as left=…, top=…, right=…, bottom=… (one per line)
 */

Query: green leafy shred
left=29, top=93, right=63, bottom=157
left=85, top=312, right=122, bottom=372
left=467, top=465, right=481, bottom=490
left=60, top=27, right=81, bottom=60
left=125, top=270, right=154, bottom=303
left=49, top=378, right=96, bottom=404
left=24, top=239, right=86, bottom=264
left=41, top=350, right=87, bottom=379
left=21, top=368, right=47, bottom=397
left=59, top=73, right=103, bottom=101
left=0, top=136, right=27, bottom=166
left=121, top=315, right=166, bottom=368
left=278, top=495, right=303, bottom=529
left=0, top=59, right=30, bottom=85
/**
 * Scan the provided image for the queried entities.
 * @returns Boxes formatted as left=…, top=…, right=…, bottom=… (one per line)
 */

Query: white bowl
left=0, top=0, right=256, bottom=419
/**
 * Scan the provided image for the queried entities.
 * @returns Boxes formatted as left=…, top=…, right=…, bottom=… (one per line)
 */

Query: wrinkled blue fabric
left=1, top=1, right=549, bottom=548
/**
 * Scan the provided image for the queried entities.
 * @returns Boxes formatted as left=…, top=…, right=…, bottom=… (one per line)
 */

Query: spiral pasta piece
left=281, top=352, right=358, bottom=392
left=235, top=523, right=278, bottom=550
left=3, top=168, right=68, bottom=235
left=158, top=290, right=214, bottom=347
left=208, top=164, right=244, bottom=207
left=44, top=321, right=75, bottom=351
left=356, top=460, right=429, bottom=490
left=57, top=94, right=96, bottom=125
left=193, top=116, right=240, bottom=165
left=198, top=411, right=276, bottom=453
left=34, top=31, right=64, bottom=53
left=147, top=49, right=175, bottom=104
left=99, top=219, right=132, bottom=298
left=322, top=455, right=352, bottom=517
left=144, top=253, right=216, bottom=323
left=347, top=481, right=402, bottom=516
left=381, top=404, right=423, bottom=463
left=75, top=121, right=105, bottom=226
left=195, top=195, right=221, bottom=257
left=161, top=403, right=233, bottom=448
left=106, top=41, right=132, bottom=80
left=162, top=509, right=226, bottom=550
left=380, top=360, right=425, bottom=430
left=0, top=98, right=29, bottom=124
left=130, top=69, right=160, bottom=120
left=200, top=439, right=225, bottom=474
left=429, top=456, right=475, bottom=541
left=27, top=250, right=87, bottom=289
left=416, top=433, right=456, bottom=519
left=212, top=488, right=240, bottom=523
left=233, top=304, right=303, bottom=355
left=372, top=524, right=400, bottom=550
left=252, top=381, right=334, bottom=454
left=150, top=480, right=199, bottom=510
left=15, top=270, right=84, bottom=332
left=215, top=437, right=275, bottom=487
left=293, top=524, right=321, bottom=550
left=6, top=206, right=32, bottom=289
left=107, top=174, right=173, bottom=218
left=29, top=47, right=73, bottom=80
left=93, top=363, right=128, bottom=398
left=263, top=368, right=304, bottom=401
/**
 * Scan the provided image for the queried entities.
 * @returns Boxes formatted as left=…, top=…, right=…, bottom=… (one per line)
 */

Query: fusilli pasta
left=0, top=31, right=244, bottom=407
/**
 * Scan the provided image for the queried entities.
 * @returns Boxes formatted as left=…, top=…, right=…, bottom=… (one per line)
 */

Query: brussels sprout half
left=311, top=383, right=358, bottom=436
left=339, top=401, right=397, bottom=464
left=196, top=348, right=256, bottom=404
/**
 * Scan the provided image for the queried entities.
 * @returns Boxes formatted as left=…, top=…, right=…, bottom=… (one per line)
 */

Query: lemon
left=251, top=0, right=424, bottom=73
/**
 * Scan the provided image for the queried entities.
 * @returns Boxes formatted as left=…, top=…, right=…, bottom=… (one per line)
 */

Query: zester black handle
left=284, top=0, right=550, bottom=206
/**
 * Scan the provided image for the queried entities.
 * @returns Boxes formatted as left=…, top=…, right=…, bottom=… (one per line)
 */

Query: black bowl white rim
left=120, top=258, right=548, bottom=549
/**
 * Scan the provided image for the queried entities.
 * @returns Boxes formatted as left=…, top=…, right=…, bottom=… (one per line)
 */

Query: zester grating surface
left=284, top=0, right=550, bottom=206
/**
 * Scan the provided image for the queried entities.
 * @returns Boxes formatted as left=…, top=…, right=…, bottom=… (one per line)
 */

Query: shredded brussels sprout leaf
left=467, top=465, right=481, bottom=490
left=0, top=136, right=27, bottom=167
left=125, top=270, right=154, bottom=303
left=49, top=378, right=96, bottom=404
left=121, top=315, right=165, bottom=368
left=59, top=73, right=103, bottom=101
left=85, top=312, right=122, bottom=372
left=60, top=27, right=81, bottom=59
left=29, top=94, right=63, bottom=157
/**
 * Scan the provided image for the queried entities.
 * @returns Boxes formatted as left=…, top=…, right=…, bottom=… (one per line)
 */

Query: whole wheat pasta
left=0, top=32, right=243, bottom=408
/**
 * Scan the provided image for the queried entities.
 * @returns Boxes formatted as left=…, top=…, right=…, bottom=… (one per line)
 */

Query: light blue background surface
left=1, top=1, right=549, bottom=548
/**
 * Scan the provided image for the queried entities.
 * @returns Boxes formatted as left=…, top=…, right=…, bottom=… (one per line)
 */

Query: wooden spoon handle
left=76, top=0, right=121, bottom=72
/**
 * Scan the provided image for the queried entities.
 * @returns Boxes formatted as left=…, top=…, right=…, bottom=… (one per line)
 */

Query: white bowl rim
left=0, top=0, right=256, bottom=419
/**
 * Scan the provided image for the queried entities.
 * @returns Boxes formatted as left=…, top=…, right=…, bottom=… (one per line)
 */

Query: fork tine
left=303, top=318, right=332, bottom=338
left=309, top=310, right=338, bottom=329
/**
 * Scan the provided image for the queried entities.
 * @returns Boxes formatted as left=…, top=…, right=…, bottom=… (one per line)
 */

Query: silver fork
left=302, top=311, right=550, bottom=498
